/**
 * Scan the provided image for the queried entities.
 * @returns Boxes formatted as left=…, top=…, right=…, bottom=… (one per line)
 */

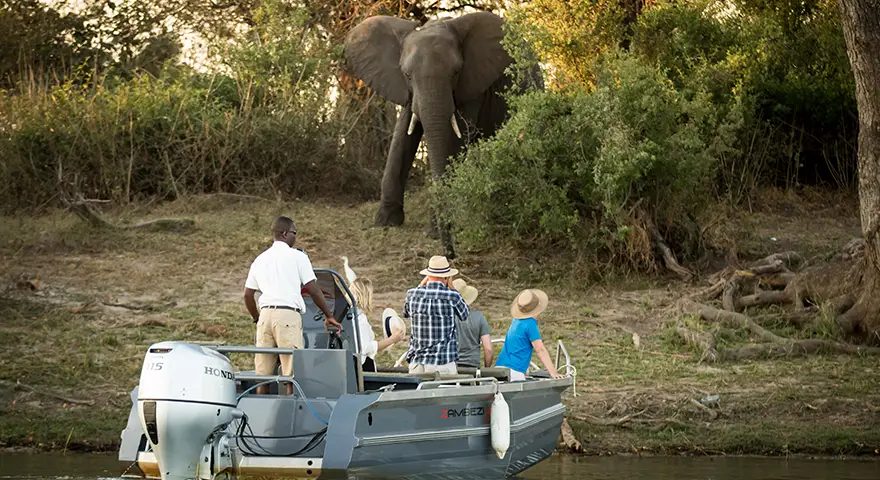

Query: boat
left=117, top=268, right=575, bottom=480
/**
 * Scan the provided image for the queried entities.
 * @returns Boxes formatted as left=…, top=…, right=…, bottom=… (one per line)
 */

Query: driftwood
left=0, top=379, right=95, bottom=406
left=558, top=418, right=583, bottom=452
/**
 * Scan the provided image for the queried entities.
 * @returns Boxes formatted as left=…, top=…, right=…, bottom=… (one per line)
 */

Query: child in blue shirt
left=495, top=289, right=564, bottom=381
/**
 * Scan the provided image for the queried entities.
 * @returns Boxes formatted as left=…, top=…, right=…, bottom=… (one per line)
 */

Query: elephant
left=343, top=11, right=542, bottom=258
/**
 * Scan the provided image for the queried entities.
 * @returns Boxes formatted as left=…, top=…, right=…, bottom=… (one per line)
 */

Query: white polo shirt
left=245, top=241, right=317, bottom=312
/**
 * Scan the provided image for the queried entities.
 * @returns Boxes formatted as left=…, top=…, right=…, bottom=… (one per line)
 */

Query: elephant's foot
left=443, top=242, right=456, bottom=260
left=375, top=204, right=405, bottom=227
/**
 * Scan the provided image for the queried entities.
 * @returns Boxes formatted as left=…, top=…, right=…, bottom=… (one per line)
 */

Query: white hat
left=382, top=307, right=406, bottom=339
left=452, top=278, right=478, bottom=306
left=419, top=255, right=459, bottom=278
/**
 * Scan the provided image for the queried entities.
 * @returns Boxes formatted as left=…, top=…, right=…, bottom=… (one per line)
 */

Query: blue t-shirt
left=495, top=317, right=541, bottom=374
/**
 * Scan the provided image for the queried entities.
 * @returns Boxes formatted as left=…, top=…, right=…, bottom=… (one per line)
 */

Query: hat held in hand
left=382, top=308, right=406, bottom=339
left=511, top=289, right=548, bottom=318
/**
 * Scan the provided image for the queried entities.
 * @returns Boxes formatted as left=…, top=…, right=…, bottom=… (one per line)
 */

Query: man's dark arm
left=305, top=280, right=342, bottom=331
left=244, top=288, right=259, bottom=323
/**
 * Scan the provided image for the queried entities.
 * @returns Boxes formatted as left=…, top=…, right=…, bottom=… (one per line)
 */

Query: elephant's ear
left=449, top=12, right=513, bottom=103
left=344, top=16, right=419, bottom=106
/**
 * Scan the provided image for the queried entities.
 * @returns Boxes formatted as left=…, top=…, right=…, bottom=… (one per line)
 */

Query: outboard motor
left=137, top=342, right=241, bottom=480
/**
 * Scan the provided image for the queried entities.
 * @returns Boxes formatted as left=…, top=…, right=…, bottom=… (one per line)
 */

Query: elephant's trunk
left=412, top=83, right=458, bottom=179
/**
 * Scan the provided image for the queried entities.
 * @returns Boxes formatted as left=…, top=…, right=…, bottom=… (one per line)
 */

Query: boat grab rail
left=416, top=377, right=499, bottom=390
left=207, top=346, right=298, bottom=355
left=555, top=340, right=577, bottom=397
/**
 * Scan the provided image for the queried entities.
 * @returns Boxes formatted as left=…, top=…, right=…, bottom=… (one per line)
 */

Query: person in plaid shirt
left=403, top=256, right=469, bottom=375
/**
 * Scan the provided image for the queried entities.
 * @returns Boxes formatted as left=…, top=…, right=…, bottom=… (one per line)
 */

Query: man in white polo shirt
left=244, top=216, right=342, bottom=395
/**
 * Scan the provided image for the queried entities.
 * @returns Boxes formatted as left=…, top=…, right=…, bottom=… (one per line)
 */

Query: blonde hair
left=350, top=278, right=374, bottom=315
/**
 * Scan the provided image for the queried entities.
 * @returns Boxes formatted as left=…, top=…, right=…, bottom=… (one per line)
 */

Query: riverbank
left=1, top=189, right=878, bottom=456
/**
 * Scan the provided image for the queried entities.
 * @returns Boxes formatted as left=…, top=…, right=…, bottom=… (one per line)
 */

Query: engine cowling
left=137, top=342, right=240, bottom=480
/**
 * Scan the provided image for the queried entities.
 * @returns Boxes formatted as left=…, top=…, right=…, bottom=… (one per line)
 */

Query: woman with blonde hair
left=348, top=275, right=404, bottom=372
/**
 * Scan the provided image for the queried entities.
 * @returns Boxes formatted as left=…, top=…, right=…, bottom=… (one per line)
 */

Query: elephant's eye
left=403, top=72, right=411, bottom=80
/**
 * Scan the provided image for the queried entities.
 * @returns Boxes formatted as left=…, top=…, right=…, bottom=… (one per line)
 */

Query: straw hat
left=382, top=307, right=406, bottom=339
left=452, top=278, right=478, bottom=306
left=510, top=289, right=549, bottom=318
left=419, top=255, right=459, bottom=278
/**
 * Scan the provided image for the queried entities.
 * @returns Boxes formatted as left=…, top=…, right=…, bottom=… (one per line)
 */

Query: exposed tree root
left=736, top=290, right=793, bottom=310
left=61, top=192, right=194, bottom=232
left=643, top=215, right=694, bottom=282
left=687, top=279, right=725, bottom=301
left=748, top=251, right=804, bottom=270
left=674, top=323, right=718, bottom=363
left=574, top=408, right=648, bottom=426
left=672, top=239, right=880, bottom=360
left=677, top=299, right=880, bottom=361
left=0, top=379, right=95, bottom=406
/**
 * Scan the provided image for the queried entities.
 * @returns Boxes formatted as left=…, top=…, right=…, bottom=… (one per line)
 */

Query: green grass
left=1, top=193, right=878, bottom=455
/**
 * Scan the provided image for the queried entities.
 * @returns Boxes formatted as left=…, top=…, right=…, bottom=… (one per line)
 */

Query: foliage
left=437, top=52, right=742, bottom=273
left=503, top=0, right=629, bottom=89
left=504, top=0, right=858, bottom=196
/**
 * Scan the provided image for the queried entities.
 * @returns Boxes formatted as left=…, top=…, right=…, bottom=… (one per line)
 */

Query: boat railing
left=415, top=377, right=499, bottom=390
left=555, top=340, right=577, bottom=397
left=207, top=346, right=298, bottom=355
left=490, top=338, right=577, bottom=396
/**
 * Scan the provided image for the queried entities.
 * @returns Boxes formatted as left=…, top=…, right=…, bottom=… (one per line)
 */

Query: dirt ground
left=1, top=188, right=878, bottom=455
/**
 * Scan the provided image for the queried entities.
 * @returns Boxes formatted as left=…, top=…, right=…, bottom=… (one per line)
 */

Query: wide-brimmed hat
left=452, top=278, right=478, bottom=306
left=382, top=307, right=406, bottom=339
left=419, top=255, right=459, bottom=278
left=510, top=289, right=549, bottom=318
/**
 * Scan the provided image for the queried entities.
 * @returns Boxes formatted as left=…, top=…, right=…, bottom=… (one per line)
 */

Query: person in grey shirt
left=452, top=279, right=493, bottom=368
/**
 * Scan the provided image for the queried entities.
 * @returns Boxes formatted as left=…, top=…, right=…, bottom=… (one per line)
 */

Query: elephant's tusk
left=407, top=113, right=418, bottom=135
left=450, top=114, right=462, bottom=139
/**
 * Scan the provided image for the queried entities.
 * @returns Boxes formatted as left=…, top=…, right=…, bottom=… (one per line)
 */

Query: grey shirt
left=457, top=309, right=491, bottom=367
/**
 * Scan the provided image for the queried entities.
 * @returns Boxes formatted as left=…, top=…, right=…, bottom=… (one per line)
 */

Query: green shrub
left=437, top=52, right=742, bottom=273
left=0, top=70, right=382, bottom=211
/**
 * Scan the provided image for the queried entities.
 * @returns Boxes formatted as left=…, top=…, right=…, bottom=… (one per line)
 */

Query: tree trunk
left=837, top=0, right=880, bottom=338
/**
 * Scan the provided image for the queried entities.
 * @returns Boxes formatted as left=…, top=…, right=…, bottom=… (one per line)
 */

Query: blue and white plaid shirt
left=403, top=281, right=469, bottom=366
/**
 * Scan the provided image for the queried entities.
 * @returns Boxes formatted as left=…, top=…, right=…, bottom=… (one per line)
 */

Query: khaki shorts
left=408, top=362, right=458, bottom=375
left=254, top=308, right=303, bottom=377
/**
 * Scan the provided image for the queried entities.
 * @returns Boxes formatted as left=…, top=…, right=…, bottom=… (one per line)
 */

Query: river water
left=1, top=452, right=879, bottom=479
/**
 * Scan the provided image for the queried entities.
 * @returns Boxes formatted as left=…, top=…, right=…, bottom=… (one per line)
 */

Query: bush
left=437, top=53, right=742, bottom=273
left=0, top=0, right=389, bottom=211
left=0, top=69, right=382, bottom=211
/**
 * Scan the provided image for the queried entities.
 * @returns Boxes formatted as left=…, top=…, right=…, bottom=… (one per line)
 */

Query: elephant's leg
left=376, top=104, right=424, bottom=227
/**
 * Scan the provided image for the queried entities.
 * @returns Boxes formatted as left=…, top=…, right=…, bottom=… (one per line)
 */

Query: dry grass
left=1, top=189, right=878, bottom=455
